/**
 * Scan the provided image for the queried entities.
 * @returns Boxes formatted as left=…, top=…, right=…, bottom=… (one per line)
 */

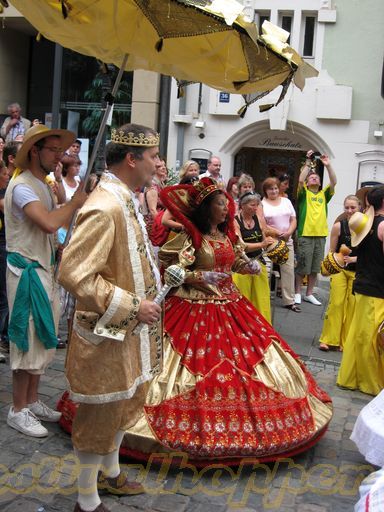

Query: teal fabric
left=7, top=252, right=57, bottom=352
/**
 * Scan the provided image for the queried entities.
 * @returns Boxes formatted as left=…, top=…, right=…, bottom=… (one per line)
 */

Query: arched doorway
left=220, top=120, right=333, bottom=200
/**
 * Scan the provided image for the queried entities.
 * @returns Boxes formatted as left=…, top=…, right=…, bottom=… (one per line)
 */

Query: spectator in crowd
left=0, top=160, right=10, bottom=363
left=233, top=191, right=274, bottom=322
left=5, top=124, right=87, bottom=437
left=179, top=160, right=200, bottom=184
left=294, top=151, right=337, bottom=306
left=262, top=177, right=299, bottom=312
left=0, top=136, right=4, bottom=162
left=61, top=155, right=81, bottom=202
left=200, top=156, right=225, bottom=188
left=226, top=176, right=239, bottom=206
left=278, top=172, right=295, bottom=205
left=337, top=186, right=384, bottom=396
left=318, top=195, right=360, bottom=351
left=237, top=173, right=255, bottom=196
left=1, top=103, right=31, bottom=143
left=3, top=141, right=21, bottom=178
left=67, top=139, right=82, bottom=158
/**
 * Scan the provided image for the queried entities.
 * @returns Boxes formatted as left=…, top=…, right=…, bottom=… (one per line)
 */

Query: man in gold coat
left=58, top=123, right=162, bottom=512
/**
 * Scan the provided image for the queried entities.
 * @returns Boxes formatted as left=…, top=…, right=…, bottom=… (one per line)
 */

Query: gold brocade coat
left=58, top=174, right=162, bottom=404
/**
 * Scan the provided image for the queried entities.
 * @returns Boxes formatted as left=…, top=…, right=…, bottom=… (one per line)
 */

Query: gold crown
left=111, top=128, right=160, bottom=147
left=193, top=178, right=220, bottom=206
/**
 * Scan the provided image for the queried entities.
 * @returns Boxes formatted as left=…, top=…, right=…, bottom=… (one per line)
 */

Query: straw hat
left=349, top=206, right=375, bottom=247
left=14, top=124, right=75, bottom=170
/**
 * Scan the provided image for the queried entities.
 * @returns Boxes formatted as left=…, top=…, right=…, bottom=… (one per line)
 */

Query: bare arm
left=321, top=155, right=337, bottom=190
left=329, top=221, right=341, bottom=253
left=0, top=198, right=4, bottom=213
left=282, top=215, right=297, bottom=241
left=378, top=219, right=384, bottom=255
left=145, top=188, right=158, bottom=218
left=161, top=209, right=183, bottom=231
left=53, top=162, right=67, bottom=205
left=23, top=184, right=88, bottom=234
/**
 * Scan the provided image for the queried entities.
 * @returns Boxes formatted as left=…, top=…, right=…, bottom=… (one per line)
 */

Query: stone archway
left=219, top=120, right=334, bottom=198
left=219, top=120, right=333, bottom=157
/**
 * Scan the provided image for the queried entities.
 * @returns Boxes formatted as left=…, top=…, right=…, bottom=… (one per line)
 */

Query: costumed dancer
left=232, top=191, right=274, bottom=323
left=58, top=124, right=163, bottom=512
left=120, top=177, right=333, bottom=465
left=318, top=195, right=360, bottom=351
left=337, top=186, right=384, bottom=396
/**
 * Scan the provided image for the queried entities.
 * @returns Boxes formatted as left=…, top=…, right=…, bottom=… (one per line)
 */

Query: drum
left=320, top=251, right=345, bottom=276
left=265, top=239, right=289, bottom=265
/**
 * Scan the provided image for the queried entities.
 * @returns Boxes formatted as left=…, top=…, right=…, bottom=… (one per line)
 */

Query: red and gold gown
left=58, top=232, right=332, bottom=465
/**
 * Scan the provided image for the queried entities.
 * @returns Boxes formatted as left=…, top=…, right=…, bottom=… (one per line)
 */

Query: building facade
left=166, top=0, right=384, bottom=227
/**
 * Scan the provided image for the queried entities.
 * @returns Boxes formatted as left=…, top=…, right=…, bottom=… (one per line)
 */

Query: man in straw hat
left=58, top=123, right=163, bottom=512
left=337, top=186, right=384, bottom=396
left=4, top=124, right=87, bottom=438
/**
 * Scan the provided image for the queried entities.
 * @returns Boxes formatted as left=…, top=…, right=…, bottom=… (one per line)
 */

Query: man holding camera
left=294, top=150, right=337, bottom=305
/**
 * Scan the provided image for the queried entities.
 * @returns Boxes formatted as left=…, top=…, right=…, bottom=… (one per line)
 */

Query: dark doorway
left=234, top=147, right=324, bottom=200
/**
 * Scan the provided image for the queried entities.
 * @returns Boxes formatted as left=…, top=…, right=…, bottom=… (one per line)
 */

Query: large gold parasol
left=6, top=0, right=316, bottom=95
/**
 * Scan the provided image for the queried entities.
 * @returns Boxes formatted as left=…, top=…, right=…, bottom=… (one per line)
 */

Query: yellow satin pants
left=337, top=293, right=384, bottom=396
left=233, top=263, right=271, bottom=324
left=319, top=269, right=356, bottom=348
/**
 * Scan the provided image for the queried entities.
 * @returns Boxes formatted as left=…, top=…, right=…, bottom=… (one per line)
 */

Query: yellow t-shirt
left=297, top=184, right=334, bottom=237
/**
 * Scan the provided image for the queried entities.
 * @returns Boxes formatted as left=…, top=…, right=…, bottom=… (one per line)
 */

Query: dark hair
left=61, top=154, right=80, bottom=177
left=367, top=186, right=384, bottom=211
left=262, top=177, right=279, bottom=195
left=190, top=190, right=227, bottom=234
left=278, top=173, right=290, bottom=182
left=180, top=175, right=199, bottom=184
left=74, top=139, right=82, bottom=146
left=3, top=141, right=19, bottom=165
left=106, top=123, right=158, bottom=167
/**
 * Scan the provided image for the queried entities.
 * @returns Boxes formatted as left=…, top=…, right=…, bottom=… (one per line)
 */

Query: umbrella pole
left=82, top=53, right=129, bottom=187
left=55, top=53, right=129, bottom=277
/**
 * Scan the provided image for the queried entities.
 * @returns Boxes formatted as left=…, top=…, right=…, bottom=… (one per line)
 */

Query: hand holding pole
left=133, top=265, right=185, bottom=335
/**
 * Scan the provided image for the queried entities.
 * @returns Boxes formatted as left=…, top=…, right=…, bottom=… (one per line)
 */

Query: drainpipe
left=176, top=91, right=186, bottom=170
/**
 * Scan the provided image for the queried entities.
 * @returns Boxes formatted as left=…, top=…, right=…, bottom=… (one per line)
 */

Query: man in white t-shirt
left=200, top=156, right=226, bottom=188
left=4, top=124, right=87, bottom=438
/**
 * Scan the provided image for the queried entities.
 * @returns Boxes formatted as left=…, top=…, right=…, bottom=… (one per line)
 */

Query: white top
left=12, top=182, right=54, bottom=220
left=63, top=176, right=81, bottom=202
left=262, top=197, right=296, bottom=239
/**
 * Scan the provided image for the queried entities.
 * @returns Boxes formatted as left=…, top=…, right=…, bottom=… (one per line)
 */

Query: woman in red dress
left=59, top=178, right=332, bottom=466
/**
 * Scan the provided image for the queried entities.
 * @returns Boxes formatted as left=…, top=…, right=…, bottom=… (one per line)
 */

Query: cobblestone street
left=0, top=283, right=375, bottom=511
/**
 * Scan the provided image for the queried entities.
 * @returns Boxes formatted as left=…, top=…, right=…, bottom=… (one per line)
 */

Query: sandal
left=319, top=343, right=329, bottom=352
left=284, top=304, right=301, bottom=313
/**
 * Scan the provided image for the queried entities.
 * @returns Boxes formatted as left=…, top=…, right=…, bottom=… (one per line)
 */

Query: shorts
left=72, top=384, right=147, bottom=454
left=296, top=236, right=326, bottom=275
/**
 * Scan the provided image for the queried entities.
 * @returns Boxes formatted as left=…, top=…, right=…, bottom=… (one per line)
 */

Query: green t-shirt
left=297, top=184, right=334, bottom=237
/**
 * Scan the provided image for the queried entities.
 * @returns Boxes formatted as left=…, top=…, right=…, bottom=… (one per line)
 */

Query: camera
left=310, top=152, right=321, bottom=161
